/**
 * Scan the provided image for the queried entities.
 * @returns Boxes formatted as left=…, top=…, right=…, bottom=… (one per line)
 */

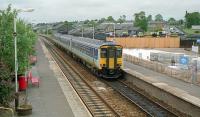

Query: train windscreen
left=116, top=48, right=122, bottom=57
left=101, top=48, right=107, bottom=58
left=108, top=48, right=115, bottom=58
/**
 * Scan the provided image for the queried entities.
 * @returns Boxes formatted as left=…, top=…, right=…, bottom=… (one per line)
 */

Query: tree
left=178, top=19, right=184, bottom=25
left=122, top=15, right=126, bottom=20
left=88, top=20, right=97, bottom=26
left=84, top=19, right=90, bottom=24
left=155, top=14, right=163, bottom=21
left=185, top=11, right=200, bottom=28
left=98, top=18, right=106, bottom=23
left=168, top=17, right=176, bottom=25
left=64, top=21, right=73, bottom=30
left=147, top=15, right=152, bottom=22
left=107, top=16, right=115, bottom=22
left=134, top=11, right=148, bottom=31
left=57, top=21, right=73, bottom=34
left=117, top=15, right=126, bottom=24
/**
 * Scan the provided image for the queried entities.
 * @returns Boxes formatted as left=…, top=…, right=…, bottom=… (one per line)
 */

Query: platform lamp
left=113, top=23, right=116, bottom=40
left=13, top=8, right=34, bottom=110
left=93, top=24, right=95, bottom=39
left=110, top=23, right=116, bottom=41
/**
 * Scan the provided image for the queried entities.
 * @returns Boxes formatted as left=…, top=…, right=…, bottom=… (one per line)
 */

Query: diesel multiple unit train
left=49, top=33, right=123, bottom=78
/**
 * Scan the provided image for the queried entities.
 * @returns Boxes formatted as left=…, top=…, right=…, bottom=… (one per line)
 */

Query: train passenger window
left=94, top=49, right=98, bottom=59
left=101, top=48, right=107, bottom=58
left=72, top=42, right=74, bottom=47
left=116, top=48, right=122, bottom=57
left=86, top=46, right=89, bottom=55
left=90, top=48, right=92, bottom=57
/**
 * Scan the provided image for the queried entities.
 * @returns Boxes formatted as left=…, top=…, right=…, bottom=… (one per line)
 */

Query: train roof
left=54, top=33, right=118, bottom=48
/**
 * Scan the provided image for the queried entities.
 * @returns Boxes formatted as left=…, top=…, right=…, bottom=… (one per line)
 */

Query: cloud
left=1, top=0, right=200, bottom=23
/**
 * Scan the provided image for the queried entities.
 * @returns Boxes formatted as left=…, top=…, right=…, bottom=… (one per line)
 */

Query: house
left=115, top=23, right=141, bottom=36
left=192, top=25, right=200, bottom=30
left=96, top=22, right=141, bottom=37
left=148, top=21, right=167, bottom=31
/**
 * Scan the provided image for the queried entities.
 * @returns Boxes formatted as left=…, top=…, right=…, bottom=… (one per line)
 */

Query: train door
left=106, top=46, right=117, bottom=70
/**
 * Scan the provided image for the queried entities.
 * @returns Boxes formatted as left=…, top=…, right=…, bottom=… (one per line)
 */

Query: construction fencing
left=124, top=54, right=200, bottom=85
left=107, top=37, right=180, bottom=48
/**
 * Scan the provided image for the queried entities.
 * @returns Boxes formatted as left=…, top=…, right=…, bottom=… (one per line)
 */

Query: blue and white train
left=47, top=33, right=123, bottom=78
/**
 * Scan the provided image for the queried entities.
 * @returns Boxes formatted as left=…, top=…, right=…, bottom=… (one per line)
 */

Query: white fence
left=124, top=54, right=200, bottom=85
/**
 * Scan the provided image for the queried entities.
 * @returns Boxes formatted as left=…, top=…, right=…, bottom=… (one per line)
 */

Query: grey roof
left=124, top=20, right=134, bottom=24
left=96, top=23, right=112, bottom=30
left=96, top=23, right=140, bottom=31
left=68, top=27, right=94, bottom=36
left=115, top=24, right=139, bottom=31
left=148, top=21, right=167, bottom=25
left=52, top=22, right=64, bottom=30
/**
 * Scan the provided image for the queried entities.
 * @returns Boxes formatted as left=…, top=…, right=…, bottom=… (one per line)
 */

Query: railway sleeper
left=87, top=104, right=105, bottom=107
left=94, top=114, right=114, bottom=117
left=86, top=101, right=103, bottom=104
left=95, top=109, right=112, bottom=112
left=76, top=88, right=91, bottom=91
left=90, top=98, right=102, bottom=101
left=93, top=111, right=113, bottom=115
left=81, top=93, right=96, bottom=99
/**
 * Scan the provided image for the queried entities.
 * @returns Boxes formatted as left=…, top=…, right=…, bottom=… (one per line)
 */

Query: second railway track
left=105, top=80, right=177, bottom=117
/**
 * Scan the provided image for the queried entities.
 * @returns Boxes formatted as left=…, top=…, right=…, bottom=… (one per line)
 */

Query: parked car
left=137, top=32, right=144, bottom=37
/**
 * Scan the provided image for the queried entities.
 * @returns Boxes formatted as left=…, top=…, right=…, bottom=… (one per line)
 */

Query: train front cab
left=100, top=45, right=123, bottom=78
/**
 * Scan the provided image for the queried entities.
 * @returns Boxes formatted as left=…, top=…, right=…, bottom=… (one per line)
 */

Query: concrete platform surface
left=17, top=38, right=90, bottom=117
left=124, top=61, right=200, bottom=107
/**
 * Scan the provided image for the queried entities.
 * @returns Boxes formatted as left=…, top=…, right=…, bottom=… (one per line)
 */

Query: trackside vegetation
left=0, top=5, right=36, bottom=106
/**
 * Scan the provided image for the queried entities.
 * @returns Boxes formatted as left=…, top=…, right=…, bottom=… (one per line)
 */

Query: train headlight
left=100, top=64, right=106, bottom=67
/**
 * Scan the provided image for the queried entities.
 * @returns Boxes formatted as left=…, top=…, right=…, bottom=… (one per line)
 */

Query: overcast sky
left=1, top=0, right=200, bottom=23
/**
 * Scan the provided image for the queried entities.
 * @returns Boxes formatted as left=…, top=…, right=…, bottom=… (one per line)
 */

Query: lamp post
left=46, top=25, right=48, bottom=35
left=82, top=27, right=84, bottom=37
left=92, top=24, right=95, bottom=39
left=14, top=8, right=34, bottom=109
left=108, top=23, right=116, bottom=41
left=113, top=23, right=116, bottom=40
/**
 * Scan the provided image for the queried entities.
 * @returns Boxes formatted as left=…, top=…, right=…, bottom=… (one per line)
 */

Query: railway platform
left=18, top=38, right=90, bottom=117
left=124, top=61, right=200, bottom=116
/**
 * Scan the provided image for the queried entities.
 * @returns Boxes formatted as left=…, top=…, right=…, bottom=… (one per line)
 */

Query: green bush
left=0, top=65, right=14, bottom=106
left=195, top=30, right=200, bottom=33
left=0, top=5, right=36, bottom=106
left=0, top=5, right=36, bottom=75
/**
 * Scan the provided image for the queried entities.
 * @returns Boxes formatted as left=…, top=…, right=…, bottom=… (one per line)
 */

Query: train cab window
left=116, top=48, right=122, bottom=57
left=101, top=48, right=107, bottom=58
left=108, top=48, right=115, bottom=58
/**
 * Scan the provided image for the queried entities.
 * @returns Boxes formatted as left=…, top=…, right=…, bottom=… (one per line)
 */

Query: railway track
left=42, top=36, right=178, bottom=117
left=104, top=80, right=178, bottom=117
left=43, top=38, right=120, bottom=117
